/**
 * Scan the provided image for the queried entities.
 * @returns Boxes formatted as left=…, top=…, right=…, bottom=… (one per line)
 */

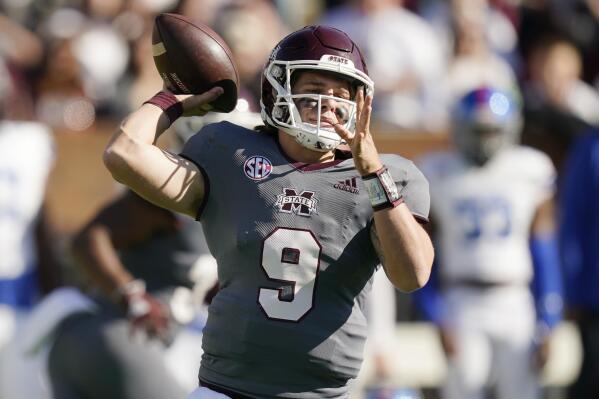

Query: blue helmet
left=451, top=87, right=522, bottom=165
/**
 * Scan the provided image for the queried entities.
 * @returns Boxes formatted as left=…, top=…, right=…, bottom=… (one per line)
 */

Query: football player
left=103, top=25, right=434, bottom=399
left=415, top=87, right=563, bottom=399
left=46, top=189, right=217, bottom=399
left=0, top=58, right=61, bottom=399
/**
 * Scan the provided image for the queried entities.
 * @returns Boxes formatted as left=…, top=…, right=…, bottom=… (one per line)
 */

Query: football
left=152, top=13, right=239, bottom=113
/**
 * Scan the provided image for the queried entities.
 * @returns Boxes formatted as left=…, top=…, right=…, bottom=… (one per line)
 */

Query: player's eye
left=295, top=98, right=318, bottom=109
left=335, top=103, right=350, bottom=123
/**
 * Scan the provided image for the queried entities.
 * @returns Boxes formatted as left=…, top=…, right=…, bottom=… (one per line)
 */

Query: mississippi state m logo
left=276, top=188, right=317, bottom=217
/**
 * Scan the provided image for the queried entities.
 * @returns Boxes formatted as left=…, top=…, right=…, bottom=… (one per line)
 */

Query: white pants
left=0, top=305, right=52, bottom=399
left=187, top=386, right=232, bottom=399
left=442, top=286, right=540, bottom=399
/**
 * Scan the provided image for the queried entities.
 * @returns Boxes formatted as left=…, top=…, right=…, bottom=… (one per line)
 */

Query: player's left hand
left=324, top=88, right=383, bottom=176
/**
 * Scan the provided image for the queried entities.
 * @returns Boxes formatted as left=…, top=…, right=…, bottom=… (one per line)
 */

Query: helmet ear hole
left=271, top=65, right=284, bottom=79
left=272, top=105, right=286, bottom=120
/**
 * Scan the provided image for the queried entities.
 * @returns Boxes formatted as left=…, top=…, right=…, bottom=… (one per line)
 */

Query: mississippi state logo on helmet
left=260, top=25, right=374, bottom=152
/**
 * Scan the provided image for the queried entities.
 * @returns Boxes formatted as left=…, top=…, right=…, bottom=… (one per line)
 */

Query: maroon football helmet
left=260, top=25, right=374, bottom=151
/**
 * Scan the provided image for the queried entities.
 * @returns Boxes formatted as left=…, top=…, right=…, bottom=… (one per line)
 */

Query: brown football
left=152, top=13, right=239, bottom=113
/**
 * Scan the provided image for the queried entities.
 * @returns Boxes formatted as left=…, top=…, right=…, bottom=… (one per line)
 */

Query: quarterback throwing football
left=104, top=25, right=434, bottom=399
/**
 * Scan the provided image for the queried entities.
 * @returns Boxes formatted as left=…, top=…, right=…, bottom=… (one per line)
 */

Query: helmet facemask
left=262, top=58, right=373, bottom=152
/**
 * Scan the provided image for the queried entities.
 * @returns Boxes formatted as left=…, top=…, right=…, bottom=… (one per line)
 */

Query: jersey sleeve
left=412, top=259, right=446, bottom=324
left=383, top=155, right=431, bottom=223
left=521, top=147, right=556, bottom=206
left=179, top=123, right=219, bottom=165
left=178, top=123, right=220, bottom=220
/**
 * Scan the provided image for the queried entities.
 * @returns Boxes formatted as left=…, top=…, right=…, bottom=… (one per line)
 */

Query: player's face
left=291, top=71, right=353, bottom=129
left=463, top=124, right=505, bottom=165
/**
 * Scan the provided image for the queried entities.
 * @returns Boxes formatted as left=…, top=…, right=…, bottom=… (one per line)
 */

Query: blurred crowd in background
left=1, top=0, right=599, bottom=399
left=1, top=0, right=599, bottom=139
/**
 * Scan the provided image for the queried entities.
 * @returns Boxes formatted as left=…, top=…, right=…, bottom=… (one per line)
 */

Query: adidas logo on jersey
left=334, top=177, right=359, bottom=194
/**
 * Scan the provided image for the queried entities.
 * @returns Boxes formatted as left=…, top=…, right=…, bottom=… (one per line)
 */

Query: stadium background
left=1, top=0, right=598, bottom=398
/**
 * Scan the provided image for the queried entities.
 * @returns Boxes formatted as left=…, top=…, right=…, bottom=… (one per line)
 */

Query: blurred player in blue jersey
left=559, top=129, right=599, bottom=399
left=103, top=25, right=434, bottom=399
left=0, top=58, right=61, bottom=399
left=416, top=87, right=563, bottom=399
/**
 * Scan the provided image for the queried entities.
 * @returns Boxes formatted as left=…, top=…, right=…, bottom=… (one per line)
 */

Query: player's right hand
left=172, top=86, right=224, bottom=117
left=123, top=289, right=173, bottom=345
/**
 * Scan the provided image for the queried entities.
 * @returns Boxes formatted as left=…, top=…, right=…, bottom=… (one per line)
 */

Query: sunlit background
left=1, top=0, right=599, bottom=398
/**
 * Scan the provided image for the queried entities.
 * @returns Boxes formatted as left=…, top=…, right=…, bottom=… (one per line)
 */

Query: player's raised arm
left=103, top=88, right=223, bottom=217
left=329, top=89, right=434, bottom=292
left=104, top=13, right=238, bottom=217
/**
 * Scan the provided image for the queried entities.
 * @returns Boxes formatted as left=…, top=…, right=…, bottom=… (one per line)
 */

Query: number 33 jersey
left=181, top=122, right=429, bottom=398
left=418, top=146, right=555, bottom=286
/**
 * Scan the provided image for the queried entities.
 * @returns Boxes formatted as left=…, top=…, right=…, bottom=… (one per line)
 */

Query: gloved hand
left=118, top=280, right=173, bottom=345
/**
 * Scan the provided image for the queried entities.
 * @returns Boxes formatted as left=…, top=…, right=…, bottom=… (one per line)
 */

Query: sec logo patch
left=244, top=156, right=273, bottom=181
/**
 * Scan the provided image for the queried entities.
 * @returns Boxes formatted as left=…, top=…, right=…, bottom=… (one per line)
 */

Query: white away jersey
left=419, top=146, right=555, bottom=285
left=0, top=121, right=54, bottom=281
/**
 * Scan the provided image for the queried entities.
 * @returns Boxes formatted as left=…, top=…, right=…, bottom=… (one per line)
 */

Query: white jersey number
left=259, top=228, right=321, bottom=321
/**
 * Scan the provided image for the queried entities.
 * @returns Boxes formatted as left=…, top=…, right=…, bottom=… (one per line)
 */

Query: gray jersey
left=181, top=122, right=429, bottom=398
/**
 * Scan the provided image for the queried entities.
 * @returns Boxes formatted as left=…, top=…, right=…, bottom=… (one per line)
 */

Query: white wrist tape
left=112, top=279, right=146, bottom=303
left=362, top=166, right=403, bottom=211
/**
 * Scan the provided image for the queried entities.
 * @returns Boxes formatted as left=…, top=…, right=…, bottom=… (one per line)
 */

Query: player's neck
left=277, top=132, right=335, bottom=164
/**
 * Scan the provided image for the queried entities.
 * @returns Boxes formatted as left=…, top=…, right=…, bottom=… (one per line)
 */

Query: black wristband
left=143, top=91, right=183, bottom=125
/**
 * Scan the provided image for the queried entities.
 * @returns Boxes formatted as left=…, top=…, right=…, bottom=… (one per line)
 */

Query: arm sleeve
left=412, top=259, right=445, bottom=325
left=530, top=233, right=563, bottom=332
